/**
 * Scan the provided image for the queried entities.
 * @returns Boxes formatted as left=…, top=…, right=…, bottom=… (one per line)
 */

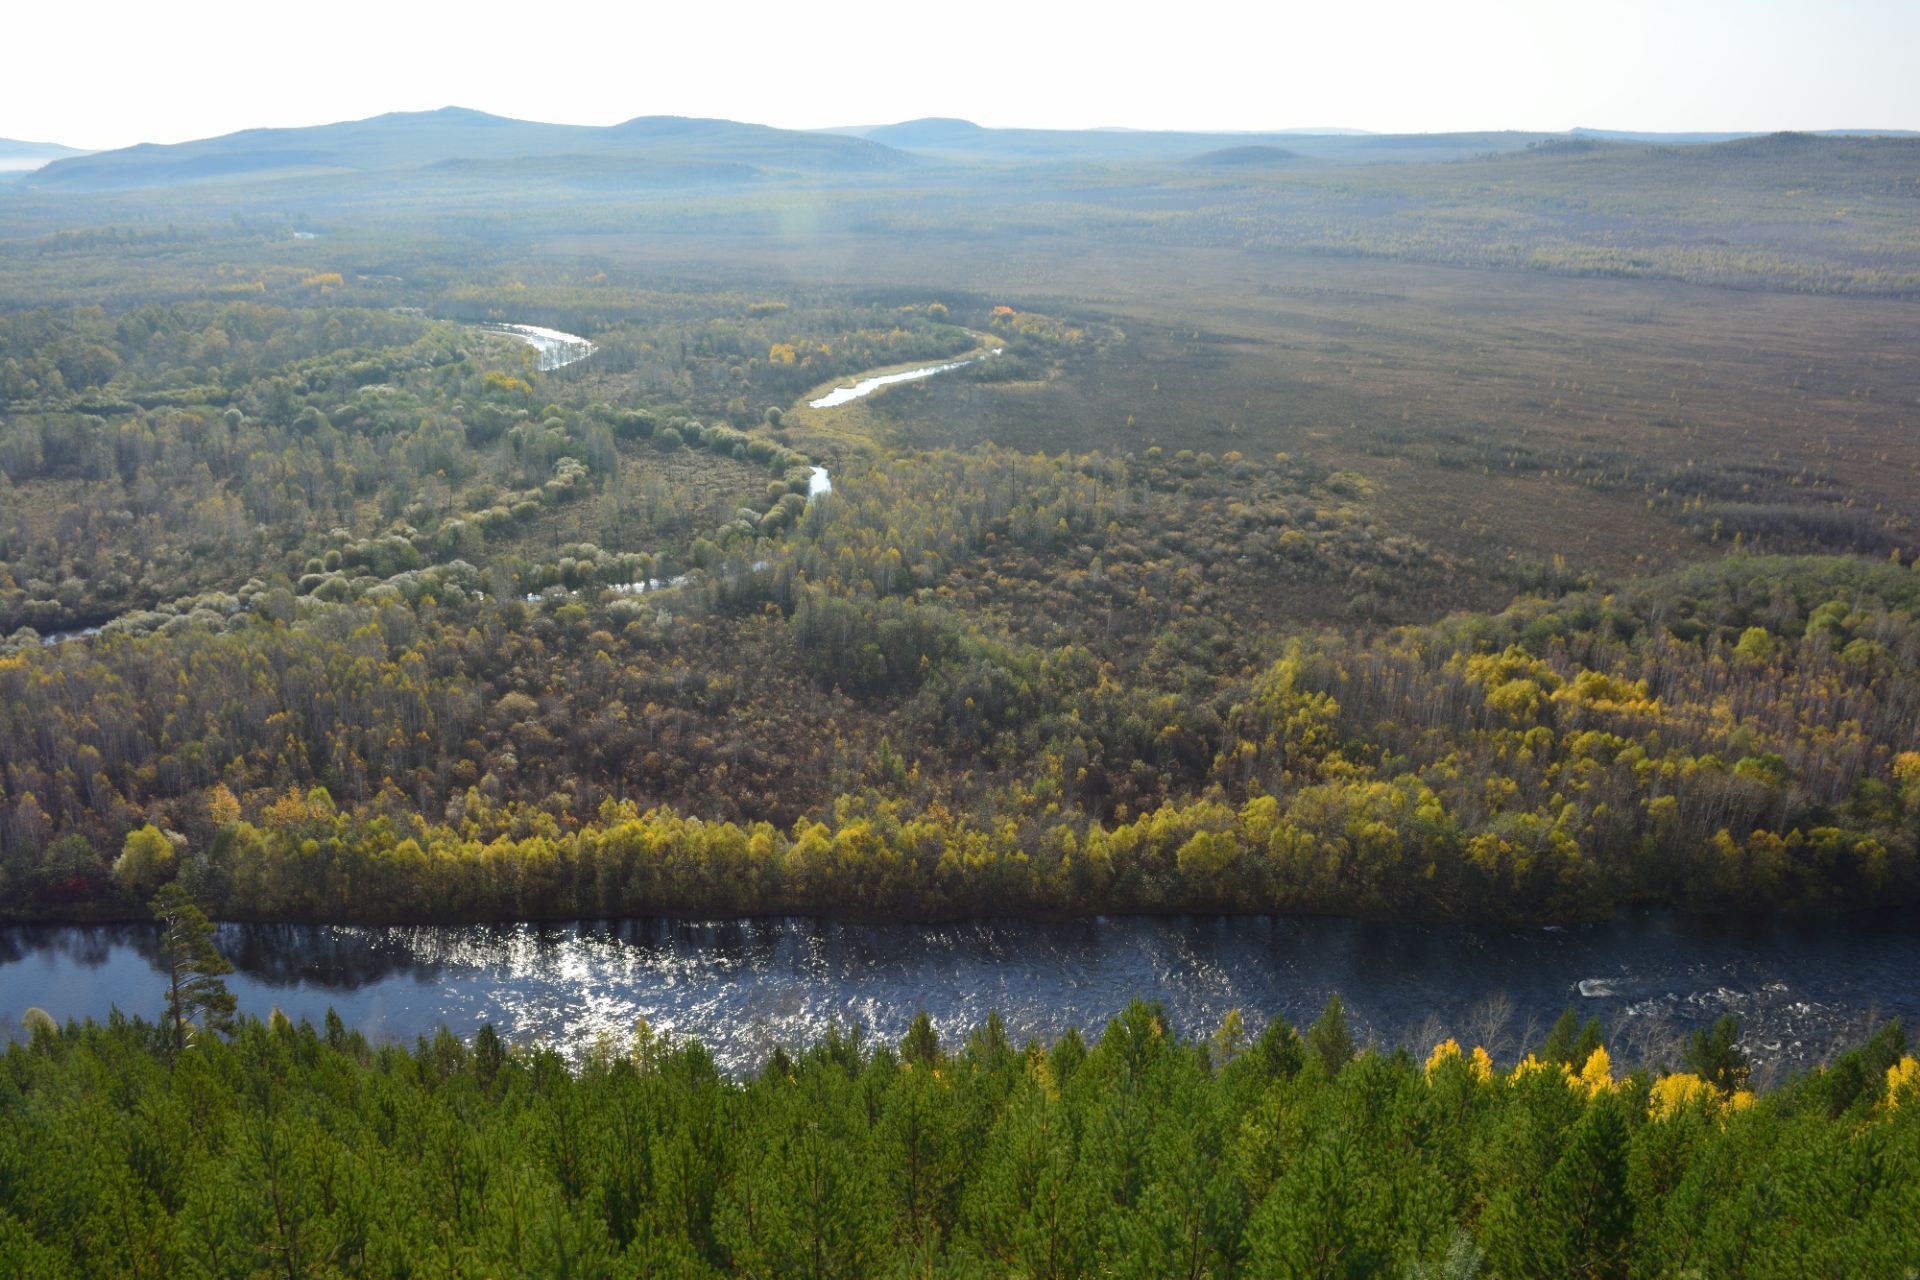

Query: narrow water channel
left=807, top=347, right=1000, bottom=409
left=480, top=322, right=595, bottom=371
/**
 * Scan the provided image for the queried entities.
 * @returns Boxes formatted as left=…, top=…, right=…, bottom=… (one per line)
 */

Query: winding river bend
left=808, top=344, right=1001, bottom=409
left=5, top=912, right=1914, bottom=1081
left=480, top=322, right=595, bottom=371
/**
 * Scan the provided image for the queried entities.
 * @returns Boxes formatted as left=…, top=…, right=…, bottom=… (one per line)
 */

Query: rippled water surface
left=4, top=913, right=1914, bottom=1080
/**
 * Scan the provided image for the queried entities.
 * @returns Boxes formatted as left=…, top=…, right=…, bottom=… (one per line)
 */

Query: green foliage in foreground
left=3, top=1005, right=1916, bottom=1277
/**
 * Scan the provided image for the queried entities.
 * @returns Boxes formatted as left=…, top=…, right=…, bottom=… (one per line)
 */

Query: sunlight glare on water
left=4, top=914, right=1916, bottom=1083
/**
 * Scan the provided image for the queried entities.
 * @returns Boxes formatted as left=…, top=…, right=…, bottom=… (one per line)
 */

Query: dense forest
left=7, top=453, right=1919, bottom=924
left=3, top=993, right=1916, bottom=1276
left=3, top=125, right=1920, bottom=932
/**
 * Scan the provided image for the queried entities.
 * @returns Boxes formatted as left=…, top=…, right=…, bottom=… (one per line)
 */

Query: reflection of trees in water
left=0, top=923, right=158, bottom=969
left=216, top=924, right=447, bottom=990
left=0, top=922, right=445, bottom=990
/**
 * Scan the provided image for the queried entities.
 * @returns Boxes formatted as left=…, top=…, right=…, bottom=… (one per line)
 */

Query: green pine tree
left=901, top=1011, right=942, bottom=1068
left=1308, top=996, right=1356, bottom=1076
left=151, top=882, right=236, bottom=1051
left=1683, top=1016, right=1750, bottom=1094
left=1540, top=1007, right=1578, bottom=1063
left=1536, top=1095, right=1634, bottom=1278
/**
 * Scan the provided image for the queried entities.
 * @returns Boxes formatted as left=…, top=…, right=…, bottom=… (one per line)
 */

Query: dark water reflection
left=3, top=912, right=1915, bottom=1081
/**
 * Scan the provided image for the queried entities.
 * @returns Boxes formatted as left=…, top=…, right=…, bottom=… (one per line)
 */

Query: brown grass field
left=562, top=228, right=1916, bottom=589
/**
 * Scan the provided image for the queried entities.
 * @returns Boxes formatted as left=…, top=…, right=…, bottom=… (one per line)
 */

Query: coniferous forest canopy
left=3, top=997, right=1918, bottom=1276
left=2, top=103, right=1920, bottom=1272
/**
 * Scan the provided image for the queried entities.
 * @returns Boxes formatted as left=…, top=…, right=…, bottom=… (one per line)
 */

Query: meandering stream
left=807, top=346, right=1001, bottom=409
left=16, top=322, right=605, bottom=646
left=479, top=322, right=595, bottom=371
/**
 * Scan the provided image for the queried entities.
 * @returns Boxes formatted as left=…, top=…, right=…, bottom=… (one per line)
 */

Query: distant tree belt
left=5, top=550, right=1920, bottom=924
left=2, top=998, right=1916, bottom=1275
left=45, top=779, right=1906, bottom=924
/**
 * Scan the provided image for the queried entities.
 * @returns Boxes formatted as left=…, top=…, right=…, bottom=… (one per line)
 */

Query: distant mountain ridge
left=0, top=138, right=90, bottom=173
left=27, top=107, right=913, bottom=191
left=1573, top=126, right=1918, bottom=143
left=826, top=118, right=1553, bottom=164
left=27, top=110, right=1920, bottom=194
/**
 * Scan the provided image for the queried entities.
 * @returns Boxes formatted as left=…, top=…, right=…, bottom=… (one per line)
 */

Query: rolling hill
left=1572, top=125, right=1918, bottom=143
left=27, top=107, right=913, bottom=191
left=1184, top=144, right=1300, bottom=167
left=830, top=119, right=1557, bottom=164
left=0, top=138, right=89, bottom=173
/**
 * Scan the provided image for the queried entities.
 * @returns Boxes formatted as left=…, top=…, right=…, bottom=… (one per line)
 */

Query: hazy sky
left=8, top=0, right=1917, bottom=150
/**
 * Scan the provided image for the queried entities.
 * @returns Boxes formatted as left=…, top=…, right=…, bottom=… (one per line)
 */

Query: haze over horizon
left=8, top=0, right=1917, bottom=152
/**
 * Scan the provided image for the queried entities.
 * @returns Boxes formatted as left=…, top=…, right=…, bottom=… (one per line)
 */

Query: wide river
left=4, top=912, right=1914, bottom=1081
